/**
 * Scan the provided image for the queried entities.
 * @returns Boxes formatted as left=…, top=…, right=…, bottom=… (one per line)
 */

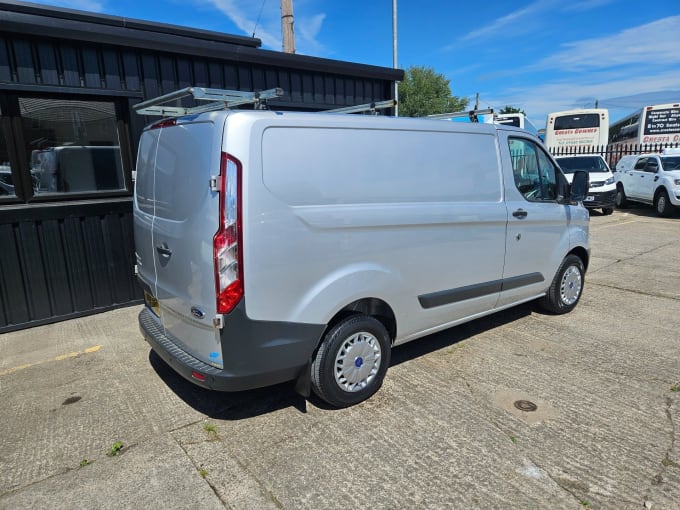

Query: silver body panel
left=134, top=110, right=589, bottom=368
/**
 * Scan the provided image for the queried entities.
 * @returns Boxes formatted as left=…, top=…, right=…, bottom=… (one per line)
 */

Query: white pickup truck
left=614, top=148, right=680, bottom=217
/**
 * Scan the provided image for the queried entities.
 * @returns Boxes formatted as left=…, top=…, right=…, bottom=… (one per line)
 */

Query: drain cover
left=513, top=400, right=538, bottom=412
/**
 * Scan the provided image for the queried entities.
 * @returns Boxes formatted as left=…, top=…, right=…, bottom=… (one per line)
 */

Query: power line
left=252, top=0, right=267, bottom=38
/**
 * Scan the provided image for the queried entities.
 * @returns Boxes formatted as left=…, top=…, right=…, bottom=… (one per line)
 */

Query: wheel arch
left=323, top=297, right=397, bottom=346
left=654, top=185, right=669, bottom=200
left=569, top=246, right=589, bottom=272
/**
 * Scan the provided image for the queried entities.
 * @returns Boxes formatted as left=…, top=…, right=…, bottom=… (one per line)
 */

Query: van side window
left=508, top=138, right=558, bottom=202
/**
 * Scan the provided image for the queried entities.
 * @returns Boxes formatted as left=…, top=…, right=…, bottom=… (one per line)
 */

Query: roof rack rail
left=326, top=99, right=396, bottom=115
left=133, top=87, right=284, bottom=116
left=427, top=108, right=495, bottom=122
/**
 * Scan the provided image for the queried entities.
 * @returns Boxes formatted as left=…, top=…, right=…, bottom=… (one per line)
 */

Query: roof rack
left=134, top=87, right=396, bottom=117
left=133, top=87, right=284, bottom=116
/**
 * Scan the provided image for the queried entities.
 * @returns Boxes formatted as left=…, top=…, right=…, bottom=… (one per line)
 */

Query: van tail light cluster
left=214, top=152, right=243, bottom=314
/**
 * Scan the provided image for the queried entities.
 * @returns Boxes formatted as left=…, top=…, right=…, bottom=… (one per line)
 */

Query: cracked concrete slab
left=1, top=206, right=679, bottom=509
left=0, top=434, right=224, bottom=509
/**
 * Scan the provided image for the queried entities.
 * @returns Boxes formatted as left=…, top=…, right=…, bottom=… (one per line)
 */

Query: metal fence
left=548, top=142, right=680, bottom=168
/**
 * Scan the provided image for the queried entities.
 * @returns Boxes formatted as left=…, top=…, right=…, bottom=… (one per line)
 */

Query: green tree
left=398, top=66, right=468, bottom=117
left=499, top=105, right=525, bottom=115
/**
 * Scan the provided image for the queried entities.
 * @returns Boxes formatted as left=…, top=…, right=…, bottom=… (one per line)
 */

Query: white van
left=133, top=95, right=590, bottom=407
left=554, top=154, right=616, bottom=215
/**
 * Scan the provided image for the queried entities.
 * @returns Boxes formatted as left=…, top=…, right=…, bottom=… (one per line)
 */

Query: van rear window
left=135, top=122, right=215, bottom=221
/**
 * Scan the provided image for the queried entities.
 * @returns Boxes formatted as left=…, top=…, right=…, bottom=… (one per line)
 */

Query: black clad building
left=0, top=0, right=402, bottom=332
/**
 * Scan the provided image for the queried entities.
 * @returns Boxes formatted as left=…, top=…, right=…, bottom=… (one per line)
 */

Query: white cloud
left=205, top=0, right=280, bottom=48
left=534, top=15, right=680, bottom=69
left=562, top=0, right=617, bottom=12
left=486, top=68, right=680, bottom=127
left=296, top=13, right=326, bottom=55
left=202, top=0, right=327, bottom=56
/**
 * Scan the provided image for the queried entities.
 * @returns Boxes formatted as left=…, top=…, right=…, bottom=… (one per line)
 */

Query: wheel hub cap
left=334, top=332, right=381, bottom=392
left=560, top=266, right=582, bottom=305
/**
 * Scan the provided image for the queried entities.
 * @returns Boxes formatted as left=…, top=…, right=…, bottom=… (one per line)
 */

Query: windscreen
left=556, top=156, right=608, bottom=174
left=660, top=156, right=680, bottom=171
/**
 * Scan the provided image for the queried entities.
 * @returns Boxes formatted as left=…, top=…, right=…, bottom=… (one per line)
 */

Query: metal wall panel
left=0, top=203, right=142, bottom=333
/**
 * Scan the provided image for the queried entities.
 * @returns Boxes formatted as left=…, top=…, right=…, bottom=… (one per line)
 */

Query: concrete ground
left=1, top=205, right=679, bottom=510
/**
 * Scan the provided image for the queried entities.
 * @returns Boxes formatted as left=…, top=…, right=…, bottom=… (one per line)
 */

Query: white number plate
left=584, top=196, right=595, bottom=202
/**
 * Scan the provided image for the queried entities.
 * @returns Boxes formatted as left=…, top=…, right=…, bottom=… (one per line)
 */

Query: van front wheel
left=539, top=255, right=585, bottom=314
left=311, top=315, right=391, bottom=408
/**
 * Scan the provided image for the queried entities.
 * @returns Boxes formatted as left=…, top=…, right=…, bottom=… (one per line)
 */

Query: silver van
left=133, top=102, right=590, bottom=407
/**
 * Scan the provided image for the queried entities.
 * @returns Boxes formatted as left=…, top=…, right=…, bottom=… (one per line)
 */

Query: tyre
left=615, top=185, right=627, bottom=208
left=654, top=189, right=673, bottom=217
left=311, top=314, right=391, bottom=408
left=602, top=207, right=614, bottom=215
left=538, top=254, right=585, bottom=314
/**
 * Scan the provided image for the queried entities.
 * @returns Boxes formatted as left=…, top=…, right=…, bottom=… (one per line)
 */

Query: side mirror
left=570, top=170, right=589, bottom=203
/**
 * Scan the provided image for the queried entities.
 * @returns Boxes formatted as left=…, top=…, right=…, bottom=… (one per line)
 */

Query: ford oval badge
left=190, top=306, right=205, bottom=319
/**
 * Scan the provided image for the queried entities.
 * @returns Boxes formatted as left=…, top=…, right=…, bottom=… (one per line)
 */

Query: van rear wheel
left=311, top=314, right=391, bottom=408
left=538, top=254, right=585, bottom=314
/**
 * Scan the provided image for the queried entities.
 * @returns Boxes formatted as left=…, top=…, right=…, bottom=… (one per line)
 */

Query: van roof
left=146, top=109, right=534, bottom=138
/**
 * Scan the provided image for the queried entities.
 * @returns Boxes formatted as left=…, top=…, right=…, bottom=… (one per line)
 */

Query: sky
left=23, top=0, right=680, bottom=129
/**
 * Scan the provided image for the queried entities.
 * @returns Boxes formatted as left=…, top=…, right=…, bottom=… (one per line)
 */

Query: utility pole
left=392, top=0, right=398, bottom=116
left=281, top=0, right=295, bottom=54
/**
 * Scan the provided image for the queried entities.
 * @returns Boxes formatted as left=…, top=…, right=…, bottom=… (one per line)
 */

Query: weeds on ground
left=107, top=441, right=124, bottom=457
left=203, top=422, right=221, bottom=440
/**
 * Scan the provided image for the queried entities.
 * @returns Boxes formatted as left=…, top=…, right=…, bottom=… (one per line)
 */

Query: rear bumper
left=139, top=304, right=325, bottom=392
left=583, top=188, right=616, bottom=209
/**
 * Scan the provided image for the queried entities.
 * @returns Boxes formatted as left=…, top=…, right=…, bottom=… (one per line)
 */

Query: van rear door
left=134, top=116, right=226, bottom=369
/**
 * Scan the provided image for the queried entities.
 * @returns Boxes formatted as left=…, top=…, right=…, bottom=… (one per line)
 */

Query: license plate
left=144, top=290, right=160, bottom=317
left=584, top=195, right=595, bottom=202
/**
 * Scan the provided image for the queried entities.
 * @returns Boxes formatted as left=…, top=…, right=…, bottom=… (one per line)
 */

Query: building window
left=19, top=97, right=125, bottom=195
left=0, top=123, right=16, bottom=197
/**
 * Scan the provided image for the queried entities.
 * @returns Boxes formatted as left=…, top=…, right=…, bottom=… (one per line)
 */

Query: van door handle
left=156, top=242, right=172, bottom=258
left=512, top=209, right=528, bottom=218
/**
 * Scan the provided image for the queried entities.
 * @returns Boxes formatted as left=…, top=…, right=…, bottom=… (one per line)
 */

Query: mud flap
left=294, top=358, right=312, bottom=397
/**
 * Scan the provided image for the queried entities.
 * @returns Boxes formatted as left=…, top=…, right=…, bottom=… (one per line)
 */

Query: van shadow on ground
left=149, top=302, right=534, bottom=419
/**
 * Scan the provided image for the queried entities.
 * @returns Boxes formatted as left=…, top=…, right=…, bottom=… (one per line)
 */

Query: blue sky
left=26, top=0, right=680, bottom=128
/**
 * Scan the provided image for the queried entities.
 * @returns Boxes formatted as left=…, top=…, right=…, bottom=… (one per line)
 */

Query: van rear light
left=214, top=152, right=243, bottom=314
left=149, top=118, right=177, bottom=130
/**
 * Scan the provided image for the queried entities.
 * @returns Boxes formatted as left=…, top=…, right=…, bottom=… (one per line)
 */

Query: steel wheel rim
left=334, top=331, right=382, bottom=392
left=560, top=265, right=582, bottom=305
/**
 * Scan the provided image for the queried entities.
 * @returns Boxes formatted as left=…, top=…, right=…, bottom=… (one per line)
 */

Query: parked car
left=555, top=155, right=616, bottom=215
left=614, top=149, right=680, bottom=216
left=134, top=105, right=590, bottom=408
